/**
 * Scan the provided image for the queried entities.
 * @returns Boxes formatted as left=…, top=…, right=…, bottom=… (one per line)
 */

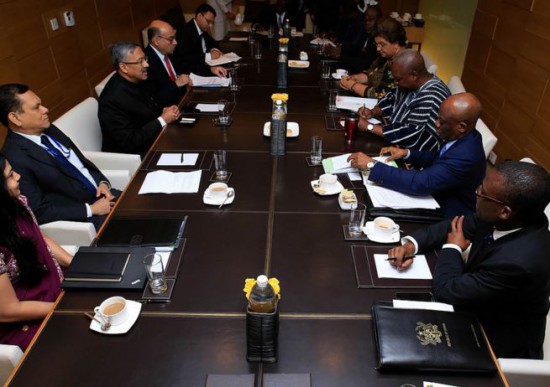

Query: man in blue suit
left=348, top=92, right=486, bottom=218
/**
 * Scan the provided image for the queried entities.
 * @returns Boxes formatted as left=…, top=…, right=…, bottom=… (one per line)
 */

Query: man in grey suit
left=388, top=160, right=550, bottom=359
left=0, top=83, right=117, bottom=228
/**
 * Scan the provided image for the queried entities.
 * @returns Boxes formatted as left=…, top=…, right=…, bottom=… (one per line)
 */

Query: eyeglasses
left=122, top=56, right=148, bottom=65
left=200, top=13, right=215, bottom=25
left=475, top=185, right=508, bottom=206
left=157, top=35, right=176, bottom=43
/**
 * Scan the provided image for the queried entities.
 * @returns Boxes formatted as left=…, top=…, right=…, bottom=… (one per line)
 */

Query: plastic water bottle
left=277, top=51, right=288, bottom=89
left=248, top=275, right=276, bottom=313
left=283, top=19, right=291, bottom=38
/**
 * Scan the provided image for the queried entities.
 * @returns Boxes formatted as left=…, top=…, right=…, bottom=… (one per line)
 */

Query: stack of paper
left=228, top=37, right=248, bottom=42
left=322, top=153, right=355, bottom=174
left=190, top=73, right=230, bottom=87
left=365, top=184, right=440, bottom=209
left=139, top=170, right=202, bottom=194
left=374, top=254, right=433, bottom=280
left=205, top=52, right=242, bottom=66
left=310, top=37, right=336, bottom=47
left=335, top=96, right=378, bottom=111
left=195, top=103, right=220, bottom=112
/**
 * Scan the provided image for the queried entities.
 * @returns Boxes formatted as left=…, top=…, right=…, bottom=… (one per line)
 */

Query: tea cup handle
left=393, top=224, right=400, bottom=233
left=93, top=306, right=100, bottom=315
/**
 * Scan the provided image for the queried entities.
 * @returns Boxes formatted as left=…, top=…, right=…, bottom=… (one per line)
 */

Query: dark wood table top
left=9, top=34, right=507, bottom=387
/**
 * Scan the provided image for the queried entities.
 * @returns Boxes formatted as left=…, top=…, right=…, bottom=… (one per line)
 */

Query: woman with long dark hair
left=0, top=153, right=72, bottom=350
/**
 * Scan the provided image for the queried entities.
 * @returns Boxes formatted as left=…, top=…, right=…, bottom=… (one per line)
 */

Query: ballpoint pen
left=385, top=255, right=415, bottom=262
left=181, top=153, right=184, bottom=164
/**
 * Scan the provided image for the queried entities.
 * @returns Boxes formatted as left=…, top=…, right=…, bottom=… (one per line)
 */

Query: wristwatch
left=367, top=123, right=375, bottom=132
left=367, top=161, right=377, bottom=169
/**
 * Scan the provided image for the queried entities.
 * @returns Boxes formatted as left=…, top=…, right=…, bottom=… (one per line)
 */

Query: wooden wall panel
left=0, top=0, right=182, bottom=147
left=463, top=0, right=550, bottom=170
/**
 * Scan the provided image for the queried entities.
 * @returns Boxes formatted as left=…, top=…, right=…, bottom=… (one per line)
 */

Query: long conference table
left=8, top=33, right=507, bottom=387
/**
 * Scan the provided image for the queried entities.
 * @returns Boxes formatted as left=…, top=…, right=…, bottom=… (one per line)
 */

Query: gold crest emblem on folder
left=415, top=322, right=443, bottom=346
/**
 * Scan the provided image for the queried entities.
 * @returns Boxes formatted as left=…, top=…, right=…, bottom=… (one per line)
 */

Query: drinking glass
left=328, top=89, right=338, bottom=111
left=311, top=136, right=322, bottom=165
left=254, top=41, right=262, bottom=59
left=214, top=150, right=228, bottom=180
left=348, top=202, right=366, bottom=236
left=143, top=253, right=168, bottom=294
left=217, top=99, right=229, bottom=124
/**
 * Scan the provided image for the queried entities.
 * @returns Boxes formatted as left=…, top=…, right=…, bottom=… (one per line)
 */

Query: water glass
left=143, top=253, right=168, bottom=294
left=254, top=41, right=262, bottom=59
left=321, top=61, right=331, bottom=79
left=214, top=150, right=228, bottom=179
left=229, top=68, right=239, bottom=91
left=328, top=89, right=338, bottom=111
left=348, top=202, right=366, bottom=236
left=311, top=136, right=322, bottom=165
left=217, top=99, right=229, bottom=124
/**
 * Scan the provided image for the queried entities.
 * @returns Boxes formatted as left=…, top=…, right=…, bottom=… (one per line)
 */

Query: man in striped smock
left=357, top=49, right=450, bottom=152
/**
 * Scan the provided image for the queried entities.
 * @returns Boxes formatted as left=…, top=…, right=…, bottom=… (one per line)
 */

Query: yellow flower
left=243, top=277, right=281, bottom=300
left=278, top=38, right=289, bottom=44
left=271, top=93, right=289, bottom=102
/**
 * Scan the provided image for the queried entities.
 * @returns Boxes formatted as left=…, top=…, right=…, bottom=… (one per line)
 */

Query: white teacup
left=390, top=12, right=399, bottom=18
left=94, top=296, right=128, bottom=326
left=415, top=13, right=423, bottom=19
left=235, top=13, right=243, bottom=25
left=335, top=69, right=348, bottom=78
left=319, top=173, right=337, bottom=189
left=372, top=216, right=400, bottom=240
left=208, top=182, right=228, bottom=199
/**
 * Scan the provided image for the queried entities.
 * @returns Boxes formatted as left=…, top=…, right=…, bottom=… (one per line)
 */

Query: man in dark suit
left=348, top=92, right=486, bottom=218
left=144, top=19, right=227, bottom=107
left=99, top=41, right=181, bottom=156
left=388, top=160, right=550, bottom=359
left=172, top=4, right=223, bottom=70
left=0, top=83, right=118, bottom=228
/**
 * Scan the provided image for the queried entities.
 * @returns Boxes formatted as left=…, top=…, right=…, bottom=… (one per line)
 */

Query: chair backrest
left=94, top=71, right=115, bottom=97
left=53, top=97, right=102, bottom=152
left=0, top=344, right=23, bottom=385
left=447, top=75, right=466, bottom=94
left=520, top=157, right=550, bottom=229
left=142, top=27, right=149, bottom=47
left=475, top=119, right=498, bottom=158
left=421, top=51, right=438, bottom=75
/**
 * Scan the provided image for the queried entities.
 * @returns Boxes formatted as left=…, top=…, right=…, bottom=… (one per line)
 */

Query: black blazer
left=2, top=125, right=109, bottom=224
left=411, top=215, right=550, bottom=359
left=98, top=72, right=163, bottom=156
left=172, top=19, right=218, bottom=70
left=142, top=45, right=186, bottom=107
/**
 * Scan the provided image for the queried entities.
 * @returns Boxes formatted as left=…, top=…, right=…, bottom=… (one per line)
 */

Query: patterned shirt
left=377, top=75, right=450, bottom=151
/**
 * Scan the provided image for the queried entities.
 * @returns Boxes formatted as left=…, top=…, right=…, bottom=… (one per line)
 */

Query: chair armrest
left=0, top=344, right=23, bottom=385
left=102, top=169, right=131, bottom=191
left=39, top=221, right=96, bottom=247
left=60, top=245, right=79, bottom=256
left=82, top=151, right=141, bottom=175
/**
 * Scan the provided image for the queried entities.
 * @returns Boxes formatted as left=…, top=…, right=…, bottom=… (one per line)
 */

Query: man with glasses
left=98, top=41, right=180, bottom=156
left=172, top=4, right=224, bottom=70
left=144, top=19, right=227, bottom=107
left=348, top=92, right=486, bottom=218
left=387, top=160, right=550, bottom=359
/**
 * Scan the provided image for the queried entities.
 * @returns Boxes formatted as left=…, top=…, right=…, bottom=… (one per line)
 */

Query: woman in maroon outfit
left=0, top=153, right=73, bottom=350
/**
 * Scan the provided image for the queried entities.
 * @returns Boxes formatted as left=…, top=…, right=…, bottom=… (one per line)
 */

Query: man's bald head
left=148, top=20, right=177, bottom=55
left=393, top=49, right=428, bottom=76
left=436, top=92, right=483, bottom=141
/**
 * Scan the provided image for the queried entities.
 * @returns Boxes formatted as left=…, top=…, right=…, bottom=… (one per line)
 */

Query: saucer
left=310, top=180, right=344, bottom=196
left=362, top=221, right=400, bottom=243
left=332, top=73, right=346, bottom=80
left=203, top=187, right=235, bottom=206
left=90, top=300, right=142, bottom=335
left=263, top=122, right=299, bottom=137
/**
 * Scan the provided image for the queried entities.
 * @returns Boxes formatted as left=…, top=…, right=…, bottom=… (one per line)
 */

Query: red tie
left=164, top=56, right=176, bottom=81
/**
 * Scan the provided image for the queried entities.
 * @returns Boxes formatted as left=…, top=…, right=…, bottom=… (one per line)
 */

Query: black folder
left=372, top=302, right=497, bottom=374
left=96, top=216, right=187, bottom=248
left=62, top=246, right=154, bottom=289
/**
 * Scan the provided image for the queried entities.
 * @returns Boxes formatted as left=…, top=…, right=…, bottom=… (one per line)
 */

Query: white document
left=190, top=73, right=230, bottom=87
left=423, top=382, right=461, bottom=387
left=138, top=170, right=202, bottom=194
left=205, top=52, right=242, bottom=66
left=374, top=253, right=433, bottom=280
left=157, top=153, right=199, bottom=166
left=229, top=37, right=248, bottom=42
left=322, top=153, right=356, bottom=173
left=365, top=184, right=440, bottom=209
left=347, top=172, right=362, bottom=181
left=335, top=96, right=377, bottom=111
left=393, top=300, right=454, bottom=312
left=195, top=103, right=220, bottom=112
left=309, top=37, right=336, bottom=47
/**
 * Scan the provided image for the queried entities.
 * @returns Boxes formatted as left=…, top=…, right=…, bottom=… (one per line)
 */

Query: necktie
left=164, top=56, right=176, bottom=81
left=200, top=33, right=207, bottom=53
left=439, top=142, right=451, bottom=157
left=40, top=135, right=96, bottom=195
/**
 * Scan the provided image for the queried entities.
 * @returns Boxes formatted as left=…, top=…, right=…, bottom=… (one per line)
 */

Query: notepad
left=64, top=251, right=130, bottom=282
left=157, top=153, right=199, bottom=166
left=374, top=254, right=433, bottom=280
left=139, top=170, right=202, bottom=194
left=335, top=96, right=377, bottom=111
left=190, top=73, right=230, bottom=87
left=205, top=52, right=242, bottom=66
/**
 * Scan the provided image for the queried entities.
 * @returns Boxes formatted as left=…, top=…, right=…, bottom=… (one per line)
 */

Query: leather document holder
left=372, top=302, right=497, bottom=374
left=367, top=207, right=445, bottom=224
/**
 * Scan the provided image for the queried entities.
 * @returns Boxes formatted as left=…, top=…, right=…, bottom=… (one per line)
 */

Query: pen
left=181, top=153, right=184, bottom=164
left=385, top=255, right=415, bottom=262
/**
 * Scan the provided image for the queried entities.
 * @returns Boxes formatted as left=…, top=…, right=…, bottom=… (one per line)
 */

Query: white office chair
left=447, top=75, right=466, bottom=94
left=94, top=71, right=115, bottom=97
left=53, top=97, right=141, bottom=191
left=475, top=118, right=498, bottom=159
left=40, top=221, right=96, bottom=247
left=421, top=51, right=438, bottom=75
left=498, top=157, right=550, bottom=387
left=0, top=344, right=23, bottom=385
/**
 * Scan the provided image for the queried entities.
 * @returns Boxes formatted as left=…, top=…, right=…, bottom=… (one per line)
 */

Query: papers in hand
left=157, top=153, right=199, bottom=166
left=139, top=170, right=202, bottom=194
left=374, top=253, right=432, bottom=280
left=190, top=73, right=230, bottom=87
left=205, top=52, right=242, bottom=66
left=322, top=153, right=355, bottom=174
left=336, top=96, right=377, bottom=112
